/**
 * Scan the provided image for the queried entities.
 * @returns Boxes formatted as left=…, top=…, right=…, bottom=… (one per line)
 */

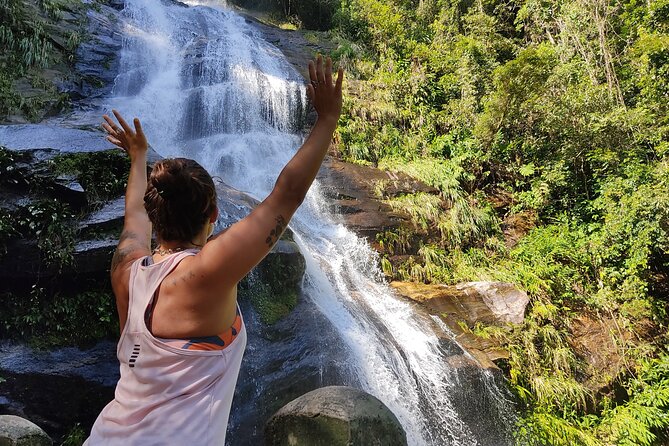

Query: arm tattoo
left=265, top=215, right=287, bottom=247
left=111, top=230, right=141, bottom=273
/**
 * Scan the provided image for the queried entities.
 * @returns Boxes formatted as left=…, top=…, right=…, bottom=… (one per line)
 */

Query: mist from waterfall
left=106, top=0, right=516, bottom=444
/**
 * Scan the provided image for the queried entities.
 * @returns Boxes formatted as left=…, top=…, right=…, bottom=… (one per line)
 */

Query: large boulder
left=391, top=281, right=529, bottom=326
left=0, top=415, right=52, bottom=446
left=391, top=281, right=529, bottom=367
left=265, top=386, right=407, bottom=446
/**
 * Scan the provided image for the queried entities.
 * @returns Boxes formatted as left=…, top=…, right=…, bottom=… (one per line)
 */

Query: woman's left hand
left=102, top=109, right=148, bottom=161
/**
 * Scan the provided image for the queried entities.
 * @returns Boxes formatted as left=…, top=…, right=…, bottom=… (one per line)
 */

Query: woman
left=85, top=56, right=343, bottom=444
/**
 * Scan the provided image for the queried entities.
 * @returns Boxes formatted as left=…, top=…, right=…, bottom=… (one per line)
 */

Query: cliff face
left=1, top=0, right=125, bottom=123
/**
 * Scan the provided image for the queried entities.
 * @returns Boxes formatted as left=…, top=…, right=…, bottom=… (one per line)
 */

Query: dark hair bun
left=144, top=158, right=217, bottom=242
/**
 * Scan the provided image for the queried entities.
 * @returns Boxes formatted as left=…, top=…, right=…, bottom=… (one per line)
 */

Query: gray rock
left=0, top=237, right=117, bottom=282
left=456, top=282, right=529, bottom=325
left=70, top=4, right=123, bottom=99
left=52, top=174, right=87, bottom=209
left=0, top=415, right=52, bottom=446
left=259, top=240, right=306, bottom=292
left=73, top=238, right=118, bottom=274
left=0, top=126, right=111, bottom=153
left=265, top=386, right=407, bottom=446
left=78, top=197, right=125, bottom=233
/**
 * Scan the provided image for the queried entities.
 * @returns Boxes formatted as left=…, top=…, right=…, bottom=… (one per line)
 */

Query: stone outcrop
left=0, top=415, right=52, bottom=446
left=568, top=314, right=655, bottom=408
left=3, top=0, right=124, bottom=123
left=391, top=281, right=529, bottom=327
left=391, top=281, right=529, bottom=367
left=316, top=157, right=437, bottom=241
left=265, top=386, right=407, bottom=446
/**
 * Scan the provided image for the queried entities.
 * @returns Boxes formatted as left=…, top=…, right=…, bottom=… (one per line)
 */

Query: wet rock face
left=0, top=415, right=52, bottom=446
left=316, top=158, right=437, bottom=241
left=71, top=4, right=123, bottom=100
left=0, top=341, right=118, bottom=443
left=265, top=386, right=407, bottom=446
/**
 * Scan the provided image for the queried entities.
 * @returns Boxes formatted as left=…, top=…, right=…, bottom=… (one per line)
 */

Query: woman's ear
left=210, top=206, right=219, bottom=223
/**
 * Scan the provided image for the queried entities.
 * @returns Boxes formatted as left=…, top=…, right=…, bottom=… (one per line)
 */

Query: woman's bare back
left=146, top=253, right=239, bottom=339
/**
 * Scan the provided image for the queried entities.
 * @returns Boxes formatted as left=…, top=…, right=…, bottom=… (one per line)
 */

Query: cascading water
left=107, top=0, right=516, bottom=444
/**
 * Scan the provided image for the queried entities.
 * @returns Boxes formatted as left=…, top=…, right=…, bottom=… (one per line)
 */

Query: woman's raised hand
left=102, top=109, right=148, bottom=161
left=307, top=55, right=343, bottom=123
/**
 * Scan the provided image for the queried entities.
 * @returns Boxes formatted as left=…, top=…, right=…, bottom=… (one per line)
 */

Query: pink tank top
left=85, top=250, right=247, bottom=445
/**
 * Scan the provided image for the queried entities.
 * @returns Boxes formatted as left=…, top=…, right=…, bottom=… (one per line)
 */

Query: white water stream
left=105, top=0, right=515, bottom=444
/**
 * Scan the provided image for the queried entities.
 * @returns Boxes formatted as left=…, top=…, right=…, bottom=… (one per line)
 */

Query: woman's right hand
left=102, top=110, right=148, bottom=162
left=307, top=55, right=343, bottom=123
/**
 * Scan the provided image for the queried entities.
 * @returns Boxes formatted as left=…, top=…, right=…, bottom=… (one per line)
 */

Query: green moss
left=0, top=198, right=77, bottom=268
left=245, top=281, right=298, bottom=325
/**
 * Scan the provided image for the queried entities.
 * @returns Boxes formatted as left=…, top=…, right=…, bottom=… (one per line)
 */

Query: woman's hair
left=144, top=158, right=217, bottom=242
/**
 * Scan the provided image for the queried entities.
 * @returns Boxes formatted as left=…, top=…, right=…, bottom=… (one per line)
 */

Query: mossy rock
left=243, top=239, right=306, bottom=325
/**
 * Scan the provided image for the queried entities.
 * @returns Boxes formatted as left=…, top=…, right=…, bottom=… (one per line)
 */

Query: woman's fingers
left=335, top=66, right=344, bottom=93
left=325, top=57, right=333, bottom=86
left=112, top=109, right=133, bottom=134
left=308, top=60, right=317, bottom=85
left=106, top=135, right=123, bottom=147
left=103, top=114, right=116, bottom=128
left=316, top=55, right=325, bottom=84
left=102, top=122, right=113, bottom=134
left=306, top=83, right=315, bottom=102
left=133, top=118, right=144, bottom=138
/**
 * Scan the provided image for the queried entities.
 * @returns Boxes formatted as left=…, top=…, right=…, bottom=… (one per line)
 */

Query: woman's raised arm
left=102, top=110, right=152, bottom=332
left=194, top=55, right=343, bottom=289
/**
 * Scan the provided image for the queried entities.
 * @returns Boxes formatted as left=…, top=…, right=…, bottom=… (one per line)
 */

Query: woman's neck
left=153, top=240, right=203, bottom=256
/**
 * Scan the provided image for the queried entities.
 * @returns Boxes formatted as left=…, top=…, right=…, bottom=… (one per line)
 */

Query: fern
left=516, top=412, right=601, bottom=446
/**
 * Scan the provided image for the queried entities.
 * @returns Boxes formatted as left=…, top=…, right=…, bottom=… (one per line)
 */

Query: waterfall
left=106, top=0, right=516, bottom=444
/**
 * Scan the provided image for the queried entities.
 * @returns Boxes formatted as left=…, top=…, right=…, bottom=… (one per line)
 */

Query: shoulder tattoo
left=111, top=230, right=142, bottom=273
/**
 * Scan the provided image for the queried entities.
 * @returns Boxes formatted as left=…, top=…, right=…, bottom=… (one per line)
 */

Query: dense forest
left=320, top=0, right=669, bottom=443
left=2, top=0, right=669, bottom=443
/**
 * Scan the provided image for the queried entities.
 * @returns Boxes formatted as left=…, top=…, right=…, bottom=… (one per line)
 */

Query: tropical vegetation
left=299, top=0, right=668, bottom=443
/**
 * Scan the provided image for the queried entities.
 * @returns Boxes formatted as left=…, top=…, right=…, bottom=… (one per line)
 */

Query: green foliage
left=0, top=0, right=85, bottom=121
left=50, top=150, right=131, bottom=202
left=0, top=286, right=118, bottom=347
left=61, top=423, right=87, bottom=446
left=325, top=0, right=669, bottom=440
left=0, top=198, right=77, bottom=269
left=516, top=412, right=601, bottom=446
left=596, top=355, right=669, bottom=445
